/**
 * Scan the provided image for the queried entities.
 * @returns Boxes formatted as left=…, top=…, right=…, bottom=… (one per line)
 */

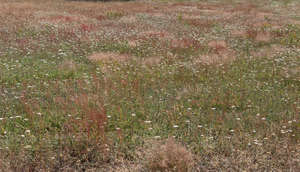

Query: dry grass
left=1, top=0, right=300, bottom=171
left=146, top=138, right=194, bottom=172
left=250, top=44, right=286, bottom=58
left=88, top=52, right=130, bottom=62
left=142, top=56, right=162, bottom=66
left=58, top=59, right=77, bottom=71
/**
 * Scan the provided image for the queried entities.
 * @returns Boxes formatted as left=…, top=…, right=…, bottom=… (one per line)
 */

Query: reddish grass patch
left=208, top=40, right=227, bottom=51
left=139, top=30, right=171, bottom=40
left=88, top=52, right=130, bottom=62
left=198, top=50, right=236, bottom=65
left=171, top=38, right=202, bottom=49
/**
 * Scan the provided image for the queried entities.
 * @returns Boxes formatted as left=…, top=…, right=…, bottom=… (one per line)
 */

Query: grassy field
left=0, top=0, right=299, bottom=171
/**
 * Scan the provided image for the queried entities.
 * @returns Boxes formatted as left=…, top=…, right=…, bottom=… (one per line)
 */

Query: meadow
left=0, top=0, right=299, bottom=171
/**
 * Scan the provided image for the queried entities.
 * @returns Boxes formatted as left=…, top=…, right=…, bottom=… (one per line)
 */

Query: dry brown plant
left=146, top=138, right=194, bottom=172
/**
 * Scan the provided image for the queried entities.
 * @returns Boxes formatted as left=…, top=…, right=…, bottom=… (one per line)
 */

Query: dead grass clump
left=289, top=19, right=300, bottom=25
left=280, top=67, right=300, bottom=80
left=208, top=40, right=227, bottom=50
left=88, top=52, right=130, bottom=62
left=250, top=44, right=285, bottom=58
left=231, top=29, right=248, bottom=38
left=256, top=11, right=273, bottom=20
left=127, top=40, right=139, bottom=47
left=119, top=15, right=137, bottom=24
left=196, top=140, right=300, bottom=171
left=184, top=18, right=215, bottom=29
left=198, top=51, right=236, bottom=65
left=146, top=138, right=194, bottom=172
left=142, top=56, right=161, bottom=67
left=246, top=28, right=259, bottom=40
left=139, top=30, right=171, bottom=40
left=198, top=40, right=236, bottom=64
left=59, top=59, right=77, bottom=71
left=231, top=3, right=257, bottom=14
left=246, top=28, right=272, bottom=43
left=171, top=38, right=202, bottom=49
left=255, top=31, right=272, bottom=42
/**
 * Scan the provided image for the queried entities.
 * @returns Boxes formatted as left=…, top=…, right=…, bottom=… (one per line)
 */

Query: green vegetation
left=0, top=0, right=299, bottom=171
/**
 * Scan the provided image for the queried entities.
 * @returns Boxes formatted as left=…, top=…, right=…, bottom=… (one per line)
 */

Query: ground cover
left=0, top=0, right=299, bottom=171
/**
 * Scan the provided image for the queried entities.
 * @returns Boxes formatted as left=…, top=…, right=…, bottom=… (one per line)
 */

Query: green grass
left=0, top=0, right=299, bottom=171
